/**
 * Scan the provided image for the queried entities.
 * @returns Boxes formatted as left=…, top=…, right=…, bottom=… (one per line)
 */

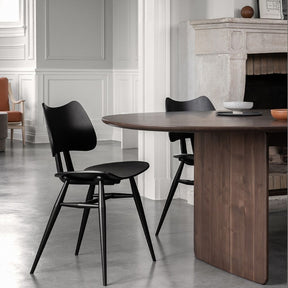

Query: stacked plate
left=223, top=101, right=253, bottom=114
left=217, top=101, right=260, bottom=117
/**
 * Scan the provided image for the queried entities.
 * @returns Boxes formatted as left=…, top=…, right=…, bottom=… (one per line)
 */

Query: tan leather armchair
left=0, top=78, right=25, bottom=144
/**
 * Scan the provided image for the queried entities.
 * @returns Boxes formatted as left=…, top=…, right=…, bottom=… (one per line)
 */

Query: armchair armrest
left=8, top=83, right=25, bottom=114
left=11, top=99, right=25, bottom=105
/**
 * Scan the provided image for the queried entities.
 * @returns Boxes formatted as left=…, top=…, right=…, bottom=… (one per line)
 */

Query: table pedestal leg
left=194, top=131, right=268, bottom=284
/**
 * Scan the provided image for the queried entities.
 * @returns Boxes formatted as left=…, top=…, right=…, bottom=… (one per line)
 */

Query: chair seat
left=85, top=161, right=149, bottom=179
left=55, top=170, right=121, bottom=184
left=6, top=111, right=22, bottom=122
left=173, top=154, right=194, bottom=165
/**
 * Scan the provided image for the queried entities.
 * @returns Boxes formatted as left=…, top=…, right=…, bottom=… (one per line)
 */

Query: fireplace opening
left=243, top=53, right=288, bottom=198
left=244, top=74, right=287, bottom=109
left=243, top=53, right=287, bottom=109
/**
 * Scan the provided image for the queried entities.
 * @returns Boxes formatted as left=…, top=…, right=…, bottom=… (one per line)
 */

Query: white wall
left=0, top=0, right=35, bottom=69
left=35, top=0, right=138, bottom=70
left=34, top=0, right=139, bottom=143
left=36, top=0, right=113, bottom=70
left=206, top=0, right=234, bottom=18
left=33, top=0, right=112, bottom=142
left=112, top=0, right=138, bottom=147
left=170, top=0, right=200, bottom=100
left=113, top=0, right=138, bottom=69
left=0, top=0, right=139, bottom=143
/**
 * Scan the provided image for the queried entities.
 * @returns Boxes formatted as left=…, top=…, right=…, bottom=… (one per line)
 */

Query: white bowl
left=223, top=101, right=253, bottom=114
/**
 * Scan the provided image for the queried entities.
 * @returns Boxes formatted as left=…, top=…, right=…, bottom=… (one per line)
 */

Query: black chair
left=30, top=101, right=156, bottom=286
left=155, top=96, right=215, bottom=236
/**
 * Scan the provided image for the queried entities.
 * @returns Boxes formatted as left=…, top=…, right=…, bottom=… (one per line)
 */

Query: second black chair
left=155, top=96, right=215, bottom=235
left=30, top=101, right=156, bottom=286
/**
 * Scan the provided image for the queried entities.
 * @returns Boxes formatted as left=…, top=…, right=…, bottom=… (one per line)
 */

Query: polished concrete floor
left=0, top=141, right=286, bottom=288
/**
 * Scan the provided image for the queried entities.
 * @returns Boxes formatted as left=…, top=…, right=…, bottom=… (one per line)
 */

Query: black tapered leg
left=30, top=181, right=69, bottom=274
left=98, top=180, right=107, bottom=286
left=130, top=177, right=156, bottom=262
left=155, top=161, right=185, bottom=236
left=75, top=185, right=95, bottom=255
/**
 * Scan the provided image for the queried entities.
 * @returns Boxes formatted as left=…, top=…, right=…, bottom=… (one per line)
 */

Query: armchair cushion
left=0, top=78, right=9, bottom=111
left=7, top=111, right=22, bottom=122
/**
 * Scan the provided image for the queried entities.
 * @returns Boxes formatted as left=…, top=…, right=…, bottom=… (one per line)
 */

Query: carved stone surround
left=186, top=18, right=287, bottom=206
left=189, top=18, right=287, bottom=109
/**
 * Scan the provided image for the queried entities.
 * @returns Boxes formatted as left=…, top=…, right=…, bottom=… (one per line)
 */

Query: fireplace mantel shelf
left=190, top=17, right=287, bottom=27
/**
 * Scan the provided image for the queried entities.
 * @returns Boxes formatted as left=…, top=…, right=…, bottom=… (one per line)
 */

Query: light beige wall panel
left=0, top=44, right=25, bottom=60
left=113, top=0, right=138, bottom=69
left=45, top=0, right=104, bottom=61
left=37, top=0, right=113, bottom=69
left=39, top=71, right=113, bottom=141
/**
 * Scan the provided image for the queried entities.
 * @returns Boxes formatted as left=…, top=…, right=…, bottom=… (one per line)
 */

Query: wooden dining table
left=102, top=109, right=287, bottom=284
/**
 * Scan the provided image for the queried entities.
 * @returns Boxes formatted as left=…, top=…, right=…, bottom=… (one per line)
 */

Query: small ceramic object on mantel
left=223, top=101, right=253, bottom=114
left=270, top=109, right=288, bottom=120
left=241, top=6, right=254, bottom=18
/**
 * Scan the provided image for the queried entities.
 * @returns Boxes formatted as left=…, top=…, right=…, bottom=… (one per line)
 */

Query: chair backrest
left=0, top=78, right=10, bottom=111
left=42, top=101, right=97, bottom=172
left=166, top=96, right=215, bottom=152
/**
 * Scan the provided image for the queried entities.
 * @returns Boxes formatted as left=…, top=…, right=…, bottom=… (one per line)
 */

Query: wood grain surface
left=102, top=110, right=287, bottom=133
left=194, top=131, right=268, bottom=284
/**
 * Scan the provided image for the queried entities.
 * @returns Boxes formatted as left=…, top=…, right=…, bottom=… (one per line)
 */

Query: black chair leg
left=98, top=180, right=107, bottom=286
left=130, top=177, right=156, bottom=262
left=155, top=161, right=185, bottom=236
left=30, top=181, right=69, bottom=274
left=75, top=185, right=95, bottom=255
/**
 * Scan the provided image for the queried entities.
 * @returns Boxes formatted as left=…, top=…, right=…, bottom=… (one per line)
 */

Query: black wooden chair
left=155, top=96, right=215, bottom=235
left=30, top=101, right=156, bottom=286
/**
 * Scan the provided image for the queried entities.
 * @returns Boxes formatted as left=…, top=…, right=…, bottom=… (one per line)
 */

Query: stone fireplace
left=179, top=17, right=287, bottom=205
left=179, top=17, right=287, bottom=109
